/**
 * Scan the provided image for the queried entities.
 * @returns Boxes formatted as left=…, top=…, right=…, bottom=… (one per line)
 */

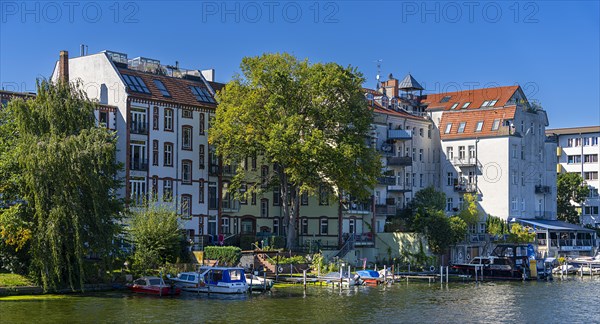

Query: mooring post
left=250, top=274, right=253, bottom=293
left=263, top=271, right=267, bottom=291
left=475, top=266, right=478, bottom=282
left=446, top=266, right=449, bottom=284
left=303, top=270, right=307, bottom=290
left=384, top=265, right=387, bottom=284
left=440, top=266, right=443, bottom=284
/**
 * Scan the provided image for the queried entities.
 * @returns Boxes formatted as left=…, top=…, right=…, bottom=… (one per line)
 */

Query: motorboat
left=127, top=276, right=181, bottom=296
left=552, top=264, right=579, bottom=275
left=452, top=244, right=534, bottom=280
left=319, top=272, right=359, bottom=286
left=170, top=267, right=248, bottom=294
left=355, top=270, right=381, bottom=285
left=245, top=273, right=274, bottom=291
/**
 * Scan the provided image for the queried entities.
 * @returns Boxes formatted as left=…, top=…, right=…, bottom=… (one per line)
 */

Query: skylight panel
left=445, top=123, right=452, bottom=134
left=462, top=102, right=471, bottom=109
left=450, top=103, right=459, bottom=109
left=153, top=80, right=171, bottom=97
left=492, top=119, right=501, bottom=131
left=190, top=86, right=215, bottom=103
left=489, top=99, right=498, bottom=107
left=458, top=122, right=466, bottom=133
left=482, top=100, right=490, bottom=107
left=475, top=121, right=484, bottom=132
left=440, top=96, right=451, bottom=103
left=122, top=74, right=150, bottom=93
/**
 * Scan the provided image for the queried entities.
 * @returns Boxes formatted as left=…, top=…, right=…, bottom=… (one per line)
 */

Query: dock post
left=263, top=271, right=267, bottom=291
left=475, top=266, right=478, bottom=282
left=590, top=263, right=593, bottom=276
left=303, top=270, right=307, bottom=290
left=348, top=265, right=351, bottom=285
left=391, top=264, right=395, bottom=284
left=446, top=266, right=449, bottom=284
left=440, top=266, right=443, bottom=284
left=250, top=274, right=253, bottom=293
left=384, top=265, right=387, bottom=284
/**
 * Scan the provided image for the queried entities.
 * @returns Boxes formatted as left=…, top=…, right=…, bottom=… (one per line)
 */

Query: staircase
left=256, top=253, right=277, bottom=277
left=334, top=235, right=356, bottom=259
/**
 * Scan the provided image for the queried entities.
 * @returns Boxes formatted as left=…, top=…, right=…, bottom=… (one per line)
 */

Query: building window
left=319, top=185, right=329, bottom=205
left=520, top=121, right=524, bottom=134
left=412, top=173, right=416, bottom=187
left=99, top=111, right=109, bottom=127
left=511, top=197, right=518, bottom=211
left=164, top=108, right=173, bottom=131
left=567, top=138, right=574, bottom=147
left=261, top=199, right=269, bottom=217
left=197, top=113, right=205, bottom=135
left=273, top=219, right=279, bottom=235
left=163, top=179, right=173, bottom=202
left=592, top=137, right=598, bottom=146
left=521, top=146, right=525, bottom=160
left=419, top=174, right=424, bottom=187
left=584, top=206, right=599, bottom=215
left=251, top=156, right=257, bottom=170
left=419, top=128, right=424, bottom=137
left=458, top=146, right=465, bottom=159
left=406, top=172, right=411, bottom=187
left=208, top=182, right=217, bottom=210
left=461, top=102, right=471, bottom=109
left=446, top=198, right=453, bottom=212
left=301, top=192, right=308, bottom=205
left=584, top=172, right=598, bottom=181
left=181, top=194, right=192, bottom=218
left=475, top=121, right=483, bottom=132
left=221, top=217, right=230, bottom=234
left=129, top=140, right=147, bottom=171
left=457, top=122, right=466, bottom=133
left=450, top=103, right=459, bottom=109
left=301, top=218, right=308, bottom=235
left=491, top=119, right=500, bottom=131
left=512, top=171, right=518, bottom=185
left=445, top=123, right=452, bottom=134
left=199, top=181, right=205, bottom=203
left=164, top=142, right=173, bottom=167
left=151, top=176, right=158, bottom=199
left=182, top=109, right=193, bottom=119
left=190, top=86, right=215, bottom=103
left=568, top=155, right=582, bottom=164
left=575, top=138, right=582, bottom=147
left=182, top=126, right=193, bottom=150
left=588, top=187, right=599, bottom=198
left=199, top=145, right=205, bottom=169
left=458, top=197, right=464, bottom=209
left=447, top=172, right=453, bottom=186
left=182, top=160, right=192, bottom=184
left=584, top=154, right=598, bottom=163
left=412, top=148, right=416, bottom=161
left=468, top=145, right=475, bottom=160
left=273, top=186, right=281, bottom=206
left=521, top=198, right=525, bottom=211
left=129, top=178, right=146, bottom=205
left=349, top=218, right=355, bottom=234
left=152, top=140, right=159, bottom=166
left=320, top=218, right=328, bottom=235
left=153, top=106, right=159, bottom=130
left=261, top=166, right=269, bottom=188
left=419, top=149, right=423, bottom=161
left=446, top=147, right=453, bottom=159
left=521, top=172, right=525, bottom=186
left=251, top=191, right=257, bottom=205
left=239, top=183, right=247, bottom=204
left=427, top=125, right=432, bottom=138
left=511, top=145, right=517, bottom=159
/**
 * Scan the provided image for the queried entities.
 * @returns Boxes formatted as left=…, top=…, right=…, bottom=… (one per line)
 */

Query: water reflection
left=1, top=277, right=599, bottom=323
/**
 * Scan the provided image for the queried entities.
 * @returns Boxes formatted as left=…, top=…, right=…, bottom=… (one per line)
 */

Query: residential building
left=547, top=126, right=600, bottom=227
left=49, top=50, right=220, bottom=248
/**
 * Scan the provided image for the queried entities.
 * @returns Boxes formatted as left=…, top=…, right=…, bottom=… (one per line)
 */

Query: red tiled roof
left=439, top=106, right=517, bottom=140
left=117, top=68, right=217, bottom=109
left=370, top=101, right=427, bottom=121
left=422, top=85, right=519, bottom=111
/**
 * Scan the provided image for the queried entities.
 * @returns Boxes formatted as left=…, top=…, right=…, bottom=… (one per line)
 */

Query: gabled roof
left=439, top=106, right=517, bottom=140
left=398, top=73, right=424, bottom=91
left=370, top=101, right=427, bottom=122
left=117, top=68, right=217, bottom=109
left=422, top=85, right=519, bottom=111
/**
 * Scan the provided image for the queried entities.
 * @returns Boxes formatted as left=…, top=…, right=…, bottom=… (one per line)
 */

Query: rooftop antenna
left=374, top=59, right=382, bottom=90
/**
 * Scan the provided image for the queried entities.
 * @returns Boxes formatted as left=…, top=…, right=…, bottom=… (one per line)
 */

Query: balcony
left=388, top=184, right=411, bottom=192
left=378, top=144, right=395, bottom=156
left=387, top=156, right=412, bottom=167
left=344, top=203, right=371, bottom=214
left=130, top=122, right=148, bottom=135
left=451, top=157, right=477, bottom=167
left=375, top=204, right=397, bottom=217
left=535, top=185, right=551, bottom=194
left=377, top=176, right=396, bottom=186
left=130, top=159, right=148, bottom=171
left=454, top=183, right=476, bottom=193
left=387, top=129, right=412, bottom=141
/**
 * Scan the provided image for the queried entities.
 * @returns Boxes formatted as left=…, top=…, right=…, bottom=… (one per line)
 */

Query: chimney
left=58, top=50, right=69, bottom=83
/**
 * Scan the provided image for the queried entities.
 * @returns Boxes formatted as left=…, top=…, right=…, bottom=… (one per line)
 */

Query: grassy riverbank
left=0, top=273, right=33, bottom=287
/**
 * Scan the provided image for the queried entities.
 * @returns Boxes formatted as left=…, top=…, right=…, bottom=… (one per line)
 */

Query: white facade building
left=547, top=126, right=600, bottom=226
left=423, top=85, right=557, bottom=223
left=50, top=50, right=221, bottom=247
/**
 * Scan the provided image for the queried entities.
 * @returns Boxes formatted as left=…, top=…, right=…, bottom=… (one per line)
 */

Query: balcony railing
left=454, top=183, right=476, bottom=193
left=130, top=159, right=148, bottom=171
left=375, top=204, right=397, bottom=216
left=452, top=157, right=477, bottom=167
left=377, top=176, right=396, bottom=186
left=130, top=122, right=148, bottom=135
left=387, top=129, right=412, bottom=140
left=344, top=203, right=371, bottom=214
left=535, top=185, right=551, bottom=194
left=388, top=184, right=411, bottom=192
left=387, top=156, right=412, bottom=167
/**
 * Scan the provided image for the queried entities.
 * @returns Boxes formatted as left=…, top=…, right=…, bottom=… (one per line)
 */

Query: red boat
left=127, top=276, right=181, bottom=296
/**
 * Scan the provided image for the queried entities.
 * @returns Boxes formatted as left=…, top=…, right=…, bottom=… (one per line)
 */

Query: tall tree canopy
left=557, top=173, right=589, bottom=224
left=0, top=80, right=123, bottom=291
left=209, top=53, right=380, bottom=248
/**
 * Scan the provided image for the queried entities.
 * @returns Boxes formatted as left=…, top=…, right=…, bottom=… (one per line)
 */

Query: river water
left=1, top=277, right=599, bottom=323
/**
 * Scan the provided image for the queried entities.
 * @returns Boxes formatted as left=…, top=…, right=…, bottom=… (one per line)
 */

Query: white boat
left=245, top=273, right=273, bottom=291
left=552, top=264, right=579, bottom=275
left=170, top=267, right=248, bottom=294
left=319, top=272, right=359, bottom=286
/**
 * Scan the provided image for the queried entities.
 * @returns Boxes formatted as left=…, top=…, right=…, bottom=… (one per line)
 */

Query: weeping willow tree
left=0, top=80, right=123, bottom=291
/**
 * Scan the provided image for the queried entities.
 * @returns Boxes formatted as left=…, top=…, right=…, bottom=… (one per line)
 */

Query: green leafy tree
left=0, top=80, right=123, bottom=291
left=422, top=210, right=453, bottom=255
left=485, top=215, right=508, bottom=237
left=449, top=216, right=468, bottom=245
left=410, top=187, right=446, bottom=233
left=128, top=203, right=185, bottom=272
left=506, top=223, right=535, bottom=243
left=557, top=173, right=589, bottom=224
left=456, top=193, right=481, bottom=226
left=209, top=53, right=380, bottom=249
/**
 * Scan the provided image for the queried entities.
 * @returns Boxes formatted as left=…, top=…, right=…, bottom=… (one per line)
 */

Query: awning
left=516, top=219, right=596, bottom=233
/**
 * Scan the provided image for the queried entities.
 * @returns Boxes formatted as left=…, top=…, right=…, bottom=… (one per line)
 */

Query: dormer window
left=153, top=80, right=170, bottom=97
left=462, top=102, right=471, bottom=109
left=450, top=103, right=459, bottom=109
left=190, top=86, right=216, bottom=103
left=440, top=96, right=451, bottom=103
left=122, top=74, right=150, bottom=94
left=457, top=122, right=466, bottom=133
left=445, top=123, right=452, bottom=134
left=381, top=96, right=389, bottom=107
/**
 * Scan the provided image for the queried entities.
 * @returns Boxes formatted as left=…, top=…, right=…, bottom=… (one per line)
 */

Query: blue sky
left=1, top=1, right=598, bottom=128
